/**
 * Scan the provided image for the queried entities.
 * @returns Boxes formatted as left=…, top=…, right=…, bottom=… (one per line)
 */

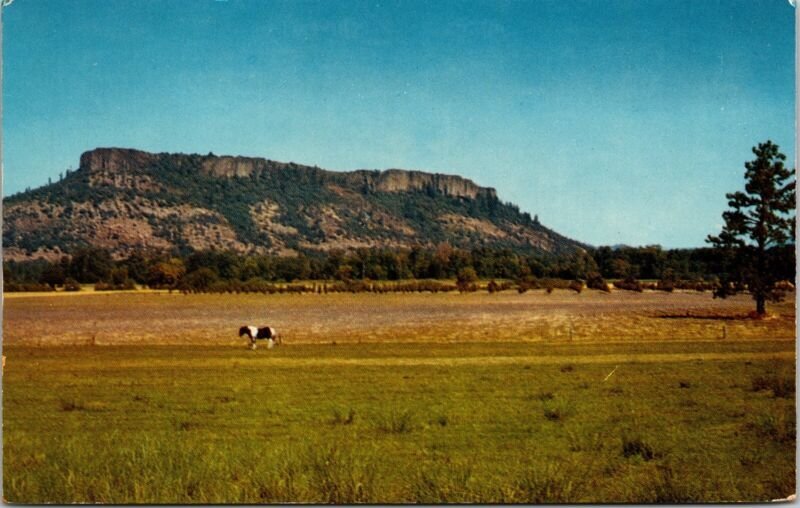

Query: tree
left=456, top=266, right=478, bottom=292
left=179, top=268, right=219, bottom=292
left=39, top=263, right=66, bottom=287
left=147, top=258, right=186, bottom=289
left=68, top=247, right=113, bottom=283
left=706, top=141, right=795, bottom=315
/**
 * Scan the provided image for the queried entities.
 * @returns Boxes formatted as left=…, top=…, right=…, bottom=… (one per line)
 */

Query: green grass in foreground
left=3, top=341, right=795, bottom=503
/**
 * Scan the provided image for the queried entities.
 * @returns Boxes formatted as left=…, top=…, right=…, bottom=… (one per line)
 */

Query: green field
left=2, top=291, right=796, bottom=503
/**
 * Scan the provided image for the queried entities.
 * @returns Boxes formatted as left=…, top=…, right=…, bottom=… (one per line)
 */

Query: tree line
left=5, top=242, right=792, bottom=293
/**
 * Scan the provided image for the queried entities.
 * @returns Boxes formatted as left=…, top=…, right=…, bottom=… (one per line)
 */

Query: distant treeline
left=3, top=243, right=794, bottom=293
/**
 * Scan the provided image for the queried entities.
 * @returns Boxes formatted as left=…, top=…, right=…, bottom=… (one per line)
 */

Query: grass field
left=3, top=290, right=796, bottom=503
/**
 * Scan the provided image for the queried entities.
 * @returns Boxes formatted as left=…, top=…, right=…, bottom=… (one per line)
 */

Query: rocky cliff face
left=4, top=147, right=581, bottom=260
left=339, top=169, right=496, bottom=200
left=81, top=148, right=495, bottom=201
left=80, top=148, right=157, bottom=173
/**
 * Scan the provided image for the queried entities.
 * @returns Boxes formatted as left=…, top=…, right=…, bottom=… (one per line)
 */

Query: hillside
left=3, top=148, right=584, bottom=260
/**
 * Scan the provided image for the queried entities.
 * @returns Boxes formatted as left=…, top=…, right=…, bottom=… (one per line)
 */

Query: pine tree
left=706, top=141, right=796, bottom=315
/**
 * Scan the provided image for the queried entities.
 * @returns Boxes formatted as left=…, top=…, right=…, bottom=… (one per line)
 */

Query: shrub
left=614, top=276, right=643, bottom=292
left=656, top=279, right=675, bottom=292
left=179, top=268, right=219, bottom=292
left=568, top=280, right=584, bottom=293
left=586, top=273, right=610, bottom=292
left=456, top=267, right=479, bottom=293
left=516, top=277, right=541, bottom=293
left=542, top=279, right=570, bottom=293
left=5, top=282, right=55, bottom=292
left=63, top=278, right=81, bottom=291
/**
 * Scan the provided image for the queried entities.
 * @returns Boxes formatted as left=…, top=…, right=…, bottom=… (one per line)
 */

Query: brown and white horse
left=239, top=325, right=282, bottom=350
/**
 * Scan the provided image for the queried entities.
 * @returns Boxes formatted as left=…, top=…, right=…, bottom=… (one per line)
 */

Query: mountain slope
left=3, top=148, right=584, bottom=260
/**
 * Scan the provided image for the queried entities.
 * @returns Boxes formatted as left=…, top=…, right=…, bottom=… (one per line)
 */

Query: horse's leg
left=250, top=337, right=257, bottom=350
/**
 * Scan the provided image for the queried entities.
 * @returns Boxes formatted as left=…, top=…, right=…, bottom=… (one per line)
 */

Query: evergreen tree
left=706, top=141, right=796, bottom=315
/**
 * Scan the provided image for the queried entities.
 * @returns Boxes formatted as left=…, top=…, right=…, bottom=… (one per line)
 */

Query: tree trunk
left=756, top=295, right=766, bottom=316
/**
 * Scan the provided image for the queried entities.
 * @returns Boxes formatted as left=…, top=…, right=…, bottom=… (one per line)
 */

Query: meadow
left=2, top=290, right=796, bottom=503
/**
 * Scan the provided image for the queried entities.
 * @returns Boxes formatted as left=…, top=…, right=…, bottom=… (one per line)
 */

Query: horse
left=239, top=325, right=282, bottom=350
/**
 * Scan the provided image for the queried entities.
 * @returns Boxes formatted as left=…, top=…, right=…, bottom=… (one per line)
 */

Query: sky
left=2, top=0, right=795, bottom=248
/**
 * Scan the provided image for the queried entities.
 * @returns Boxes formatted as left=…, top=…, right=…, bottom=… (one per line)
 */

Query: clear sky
left=2, top=0, right=795, bottom=248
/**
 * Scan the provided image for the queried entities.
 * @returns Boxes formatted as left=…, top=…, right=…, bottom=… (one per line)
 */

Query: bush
left=568, top=280, right=584, bottom=293
left=542, top=279, right=571, bottom=292
left=63, top=278, right=81, bottom=291
left=4, top=282, right=55, bottom=292
left=95, top=279, right=136, bottom=291
left=656, top=279, right=675, bottom=292
left=614, top=276, right=643, bottom=292
left=586, top=273, right=610, bottom=292
left=516, top=277, right=541, bottom=293
left=456, top=267, right=478, bottom=293
left=178, top=268, right=220, bottom=293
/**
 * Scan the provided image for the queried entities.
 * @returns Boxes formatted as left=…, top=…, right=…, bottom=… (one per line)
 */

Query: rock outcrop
left=79, top=148, right=495, bottom=201
left=80, top=148, right=157, bottom=173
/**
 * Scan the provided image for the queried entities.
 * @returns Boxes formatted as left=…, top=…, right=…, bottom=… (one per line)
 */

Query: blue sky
left=2, top=0, right=795, bottom=248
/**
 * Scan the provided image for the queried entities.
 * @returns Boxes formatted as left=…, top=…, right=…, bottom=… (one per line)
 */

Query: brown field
left=4, top=289, right=795, bottom=346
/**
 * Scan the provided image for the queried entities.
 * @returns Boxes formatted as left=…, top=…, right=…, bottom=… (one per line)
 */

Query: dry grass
left=3, top=290, right=794, bottom=346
